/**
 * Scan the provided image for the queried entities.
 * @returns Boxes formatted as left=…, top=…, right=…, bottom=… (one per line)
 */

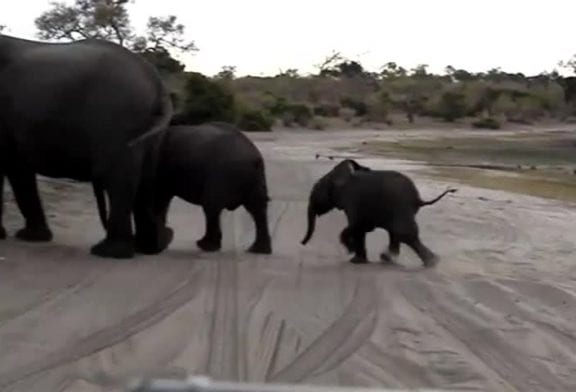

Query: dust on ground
left=0, top=128, right=575, bottom=392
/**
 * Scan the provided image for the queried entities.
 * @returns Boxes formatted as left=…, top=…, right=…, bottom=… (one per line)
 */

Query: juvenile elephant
left=0, top=34, right=173, bottom=258
left=301, top=159, right=456, bottom=266
left=134, top=122, right=273, bottom=254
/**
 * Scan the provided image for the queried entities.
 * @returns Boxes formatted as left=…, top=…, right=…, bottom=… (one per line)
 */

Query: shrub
left=313, top=103, right=341, bottom=117
left=340, top=97, right=368, bottom=116
left=430, top=90, right=468, bottom=122
left=172, top=72, right=236, bottom=125
left=339, top=107, right=356, bottom=122
left=310, top=116, right=327, bottom=130
left=472, top=117, right=501, bottom=129
left=278, top=103, right=313, bottom=127
left=236, top=108, right=273, bottom=132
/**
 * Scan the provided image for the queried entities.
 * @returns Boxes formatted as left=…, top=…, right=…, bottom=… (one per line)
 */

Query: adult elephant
left=301, top=159, right=456, bottom=266
left=0, top=34, right=173, bottom=258
left=116, top=121, right=273, bottom=255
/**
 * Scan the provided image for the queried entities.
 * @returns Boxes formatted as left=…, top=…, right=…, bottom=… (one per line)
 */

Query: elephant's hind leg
left=244, top=199, right=272, bottom=254
left=380, top=232, right=400, bottom=263
left=7, top=167, right=52, bottom=242
left=90, top=151, right=144, bottom=259
left=0, top=173, right=6, bottom=239
left=197, top=202, right=223, bottom=252
left=392, top=217, right=438, bottom=267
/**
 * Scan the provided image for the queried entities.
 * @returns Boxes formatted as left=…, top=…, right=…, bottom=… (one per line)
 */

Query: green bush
left=313, top=103, right=341, bottom=117
left=172, top=72, right=236, bottom=125
left=236, top=108, right=273, bottom=132
left=340, top=97, right=368, bottom=116
left=431, top=90, right=467, bottom=122
left=272, top=102, right=313, bottom=127
left=472, top=117, right=501, bottom=129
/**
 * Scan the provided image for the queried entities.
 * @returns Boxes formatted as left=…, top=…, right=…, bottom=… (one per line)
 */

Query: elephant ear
left=331, top=159, right=359, bottom=189
left=348, top=159, right=371, bottom=172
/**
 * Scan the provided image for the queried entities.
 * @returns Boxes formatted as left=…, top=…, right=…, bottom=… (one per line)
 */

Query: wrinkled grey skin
left=301, top=159, right=457, bottom=267
left=129, top=122, right=272, bottom=254
left=0, top=34, right=173, bottom=258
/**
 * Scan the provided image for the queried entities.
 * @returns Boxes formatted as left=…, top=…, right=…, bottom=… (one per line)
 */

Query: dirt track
left=1, top=130, right=576, bottom=392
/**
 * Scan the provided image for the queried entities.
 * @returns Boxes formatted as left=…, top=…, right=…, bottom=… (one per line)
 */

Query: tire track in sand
left=400, top=279, right=568, bottom=391
left=204, top=259, right=240, bottom=381
left=0, top=266, right=204, bottom=389
left=269, top=276, right=378, bottom=383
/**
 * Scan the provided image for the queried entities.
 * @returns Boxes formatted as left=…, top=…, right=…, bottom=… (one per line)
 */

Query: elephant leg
left=90, top=153, right=143, bottom=259
left=339, top=226, right=354, bottom=253
left=6, top=169, right=52, bottom=242
left=134, top=189, right=174, bottom=255
left=244, top=200, right=272, bottom=254
left=405, top=236, right=438, bottom=267
left=348, top=227, right=368, bottom=264
left=393, top=217, right=438, bottom=267
left=0, top=172, right=5, bottom=240
left=380, top=232, right=400, bottom=263
left=197, top=203, right=223, bottom=252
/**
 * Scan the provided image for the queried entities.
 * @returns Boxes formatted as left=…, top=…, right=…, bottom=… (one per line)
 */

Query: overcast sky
left=2, top=0, right=576, bottom=76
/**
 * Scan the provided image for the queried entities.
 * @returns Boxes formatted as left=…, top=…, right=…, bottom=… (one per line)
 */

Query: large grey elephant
left=0, top=34, right=174, bottom=258
left=301, top=159, right=456, bottom=266
left=115, top=122, right=273, bottom=255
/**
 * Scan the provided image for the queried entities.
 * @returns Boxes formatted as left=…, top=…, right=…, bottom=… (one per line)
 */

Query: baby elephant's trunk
left=301, top=204, right=317, bottom=245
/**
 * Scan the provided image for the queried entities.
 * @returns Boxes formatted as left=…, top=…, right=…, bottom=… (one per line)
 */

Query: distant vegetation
left=5, top=0, right=576, bottom=132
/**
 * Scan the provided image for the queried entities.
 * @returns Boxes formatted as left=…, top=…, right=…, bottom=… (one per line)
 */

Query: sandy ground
left=1, top=129, right=576, bottom=392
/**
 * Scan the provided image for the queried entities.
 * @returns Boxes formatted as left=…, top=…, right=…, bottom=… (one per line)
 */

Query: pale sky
left=2, top=0, right=576, bottom=76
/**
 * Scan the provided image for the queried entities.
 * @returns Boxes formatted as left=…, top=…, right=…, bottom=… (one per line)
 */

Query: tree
left=35, top=0, right=132, bottom=44
left=0, top=25, right=5, bottom=33
left=35, top=0, right=196, bottom=71
left=215, top=65, right=237, bottom=81
left=379, top=62, right=407, bottom=79
left=35, top=0, right=196, bottom=50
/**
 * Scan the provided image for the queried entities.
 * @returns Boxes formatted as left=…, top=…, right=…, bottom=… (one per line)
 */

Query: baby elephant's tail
left=419, top=188, right=458, bottom=207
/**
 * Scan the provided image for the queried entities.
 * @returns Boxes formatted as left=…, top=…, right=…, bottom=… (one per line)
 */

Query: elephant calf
left=301, top=159, right=456, bottom=267
left=142, top=122, right=272, bottom=254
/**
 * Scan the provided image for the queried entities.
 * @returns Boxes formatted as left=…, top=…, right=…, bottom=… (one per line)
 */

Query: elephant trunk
left=301, top=203, right=317, bottom=245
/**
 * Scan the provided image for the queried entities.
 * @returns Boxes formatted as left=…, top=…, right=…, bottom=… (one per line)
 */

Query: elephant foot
left=423, top=254, right=440, bottom=268
left=349, top=255, right=368, bottom=264
left=16, top=226, right=53, bottom=242
left=197, top=237, right=221, bottom=252
left=136, top=227, right=174, bottom=255
left=90, top=238, right=135, bottom=259
left=380, top=252, right=397, bottom=264
left=0, top=226, right=6, bottom=240
left=248, top=240, right=272, bottom=255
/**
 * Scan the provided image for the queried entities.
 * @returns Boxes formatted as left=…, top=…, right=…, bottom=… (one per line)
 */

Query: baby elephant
left=144, top=122, right=272, bottom=254
left=301, top=159, right=456, bottom=267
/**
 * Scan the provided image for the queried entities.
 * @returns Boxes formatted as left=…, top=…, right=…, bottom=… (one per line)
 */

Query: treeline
left=167, top=59, right=576, bottom=132
left=6, top=0, right=576, bottom=131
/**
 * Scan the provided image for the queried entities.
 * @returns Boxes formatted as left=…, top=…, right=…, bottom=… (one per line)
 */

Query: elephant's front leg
left=349, top=229, right=368, bottom=264
left=197, top=203, right=223, bottom=252
left=7, top=167, right=52, bottom=242
left=340, top=226, right=368, bottom=264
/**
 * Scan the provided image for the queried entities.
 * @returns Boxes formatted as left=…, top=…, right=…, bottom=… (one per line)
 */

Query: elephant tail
left=419, top=188, right=458, bottom=207
left=127, top=83, right=174, bottom=148
left=92, top=181, right=108, bottom=230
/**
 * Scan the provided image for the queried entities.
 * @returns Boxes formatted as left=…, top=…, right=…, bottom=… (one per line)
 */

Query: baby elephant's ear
left=348, top=159, right=371, bottom=172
